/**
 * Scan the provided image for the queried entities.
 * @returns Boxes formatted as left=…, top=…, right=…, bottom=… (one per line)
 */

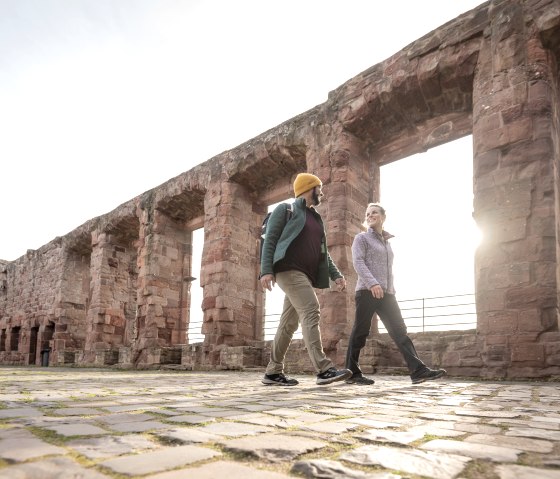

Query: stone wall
left=1, top=0, right=560, bottom=379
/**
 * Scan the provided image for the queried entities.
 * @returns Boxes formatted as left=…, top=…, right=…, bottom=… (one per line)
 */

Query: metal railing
left=187, top=321, right=204, bottom=344
left=382, top=293, right=477, bottom=333
left=263, top=292, right=477, bottom=340
left=188, top=293, right=477, bottom=343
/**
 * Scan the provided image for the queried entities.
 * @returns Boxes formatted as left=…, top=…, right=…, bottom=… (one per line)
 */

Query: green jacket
left=260, top=197, right=344, bottom=289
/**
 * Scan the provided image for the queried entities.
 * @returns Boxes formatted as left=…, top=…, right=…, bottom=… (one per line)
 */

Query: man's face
left=311, top=185, right=324, bottom=206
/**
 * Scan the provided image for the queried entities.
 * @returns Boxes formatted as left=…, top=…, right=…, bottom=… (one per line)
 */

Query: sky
left=1, top=1, right=485, bottom=327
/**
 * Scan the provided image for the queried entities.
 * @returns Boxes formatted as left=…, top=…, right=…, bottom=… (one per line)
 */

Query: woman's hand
left=371, top=284, right=384, bottom=299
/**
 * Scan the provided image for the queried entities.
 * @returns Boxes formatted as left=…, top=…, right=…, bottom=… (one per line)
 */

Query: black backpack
left=259, top=203, right=293, bottom=262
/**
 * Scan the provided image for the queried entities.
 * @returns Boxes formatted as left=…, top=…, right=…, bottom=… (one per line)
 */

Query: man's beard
left=311, top=188, right=322, bottom=206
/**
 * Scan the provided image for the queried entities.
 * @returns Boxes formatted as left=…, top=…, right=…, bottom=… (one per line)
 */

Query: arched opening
left=378, top=136, right=480, bottom=332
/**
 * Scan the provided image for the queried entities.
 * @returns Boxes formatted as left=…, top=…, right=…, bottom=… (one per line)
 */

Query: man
left=260, top=173, right=352, bottom=386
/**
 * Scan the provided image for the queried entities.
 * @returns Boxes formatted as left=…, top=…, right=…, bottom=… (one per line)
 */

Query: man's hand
left=260, top=274, right=275, bottom=292
left=334, top=277, right=346, bottom=292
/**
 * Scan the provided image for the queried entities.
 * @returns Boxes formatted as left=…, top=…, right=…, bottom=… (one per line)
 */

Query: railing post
left=422, top=298, right=425, bottom=332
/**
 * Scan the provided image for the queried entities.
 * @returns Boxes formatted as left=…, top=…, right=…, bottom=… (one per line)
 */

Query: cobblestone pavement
left=1, top=367, right=560, bottom=478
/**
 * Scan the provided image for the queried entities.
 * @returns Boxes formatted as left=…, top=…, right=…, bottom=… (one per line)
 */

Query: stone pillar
left=200, top=182, right=259, bottom=364
left=472, top=1, right=557, bottom=376
left=83, top=232, right=137, bottom=363
left=307, top=123, right=374, bottom=363
left=135, top=208, right=188, bottom=359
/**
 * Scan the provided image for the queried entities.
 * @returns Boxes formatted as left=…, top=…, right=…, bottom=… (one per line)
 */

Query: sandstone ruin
left=1, top=0, right=559, bottom=379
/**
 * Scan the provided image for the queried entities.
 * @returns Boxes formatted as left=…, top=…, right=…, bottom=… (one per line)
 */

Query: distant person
left=260, top=173, right=352, bottom=386
left=345, top=203, right=446, bottom=385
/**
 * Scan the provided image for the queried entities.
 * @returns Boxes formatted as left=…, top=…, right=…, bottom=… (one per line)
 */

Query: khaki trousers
left=265, top=270, right=333, bottom=375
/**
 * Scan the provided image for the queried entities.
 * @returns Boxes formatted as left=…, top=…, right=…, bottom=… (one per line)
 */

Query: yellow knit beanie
left=293, top=173, right=322, bottom=197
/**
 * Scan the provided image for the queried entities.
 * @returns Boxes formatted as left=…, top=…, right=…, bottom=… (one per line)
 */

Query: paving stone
left=452, top=422, right=502, bottom=434
left=200, top=409, right=247, bottom=418
left=102, top=404, right=161, bottom=413
left=464, top=433, right=553, bottom=453
left=67, top=400, right=121, bottom=407
left=66, top=434, right=160, bottom=459
left=418, top=412, right=479, bottom=423
left=0, top=426, right=34, bottom=439
left=264, top=408, right=334, bottom=423
left=165, top=414, right=216, bottom=424
left=355, top=429, right=426, bottom=445
left=144, top=460, right=293, bottom=478
left=172, top=406, right=232, bottom=414
left=233, top=403, right=274, bottom=412
left=0, top=407, right=44, bottom=418
left=308, top=406, right=368, bottom=416
left=505, top=427, right=560, bottom=441
left=96, top=412, right=156, bottom=424
left=150, top=409, right=180, bottom=417
left=53, top=407, right=102, bottom=416
left=292, top=459, right=402, bottom=478
left=362, top=414, right=420, bottom=426
left=341, top=444, right=471, bottom=479
left=406, top=425, right=465, bottom=438
left=420, top=438, right=521, bottom=462
left=195, top=421, right=275, bottom=437
left=44, top=423, right=109, bottom=436
left=489, top=418, right=560, bottom=430
left=155, top=427, right=222, bottom=444
left=454, top=409, right=522, bottom=418
left=107, top=420, right=169, bottom=433
left=0, top=456, right=111, bottom=479
left=438, top=397, right=472, bottom=406
left=0, top=437, right=66, bottom=461
left=205, top=413, right=299, bottom=428
left=346, top=417, right=402, bottom=429
left=220, top=433, right=327, bottom=462
left=495, top=464, right=560, bottom=478
left=300, top=420, right=359, bottom=434
left=531, top=415, right=560, bottom=424
left=99, top=444, right=220, bottom=475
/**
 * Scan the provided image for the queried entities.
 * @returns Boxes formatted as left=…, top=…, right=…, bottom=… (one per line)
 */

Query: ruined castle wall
left=0, top=241, right=65, bottom=364
left=2, top=0, right=560, bottom=378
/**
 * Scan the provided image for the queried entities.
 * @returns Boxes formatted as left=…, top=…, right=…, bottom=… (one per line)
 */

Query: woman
left=345, top=203, right=446, bottom=385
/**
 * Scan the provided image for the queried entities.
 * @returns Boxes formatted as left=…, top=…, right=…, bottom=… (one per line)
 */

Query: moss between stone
left=461, top=460, right=500, bottom=479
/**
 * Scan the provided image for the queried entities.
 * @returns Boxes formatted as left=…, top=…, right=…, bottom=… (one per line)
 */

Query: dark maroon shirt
left=274, top=208, right=323, bottom=284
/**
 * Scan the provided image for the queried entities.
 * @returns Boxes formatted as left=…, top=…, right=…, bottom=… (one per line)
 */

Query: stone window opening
left=377, top=136, right=479, bottom=333
left=10, top=326, right=20, bottom=352
left=30, top=326, right=39, bottom=362
left=0, top=329, right=5, bottom=352
left=42, top=322, right=55, bottom=351
left=187, top=227, right=204, bottom=344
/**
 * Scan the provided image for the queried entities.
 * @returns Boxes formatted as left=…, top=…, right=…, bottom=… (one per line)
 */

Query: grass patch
left=518, top=451, right=543, bottom=467
left=28, top=426, right=75, bottom=446
left=461, top=460, right=499, bottom=479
